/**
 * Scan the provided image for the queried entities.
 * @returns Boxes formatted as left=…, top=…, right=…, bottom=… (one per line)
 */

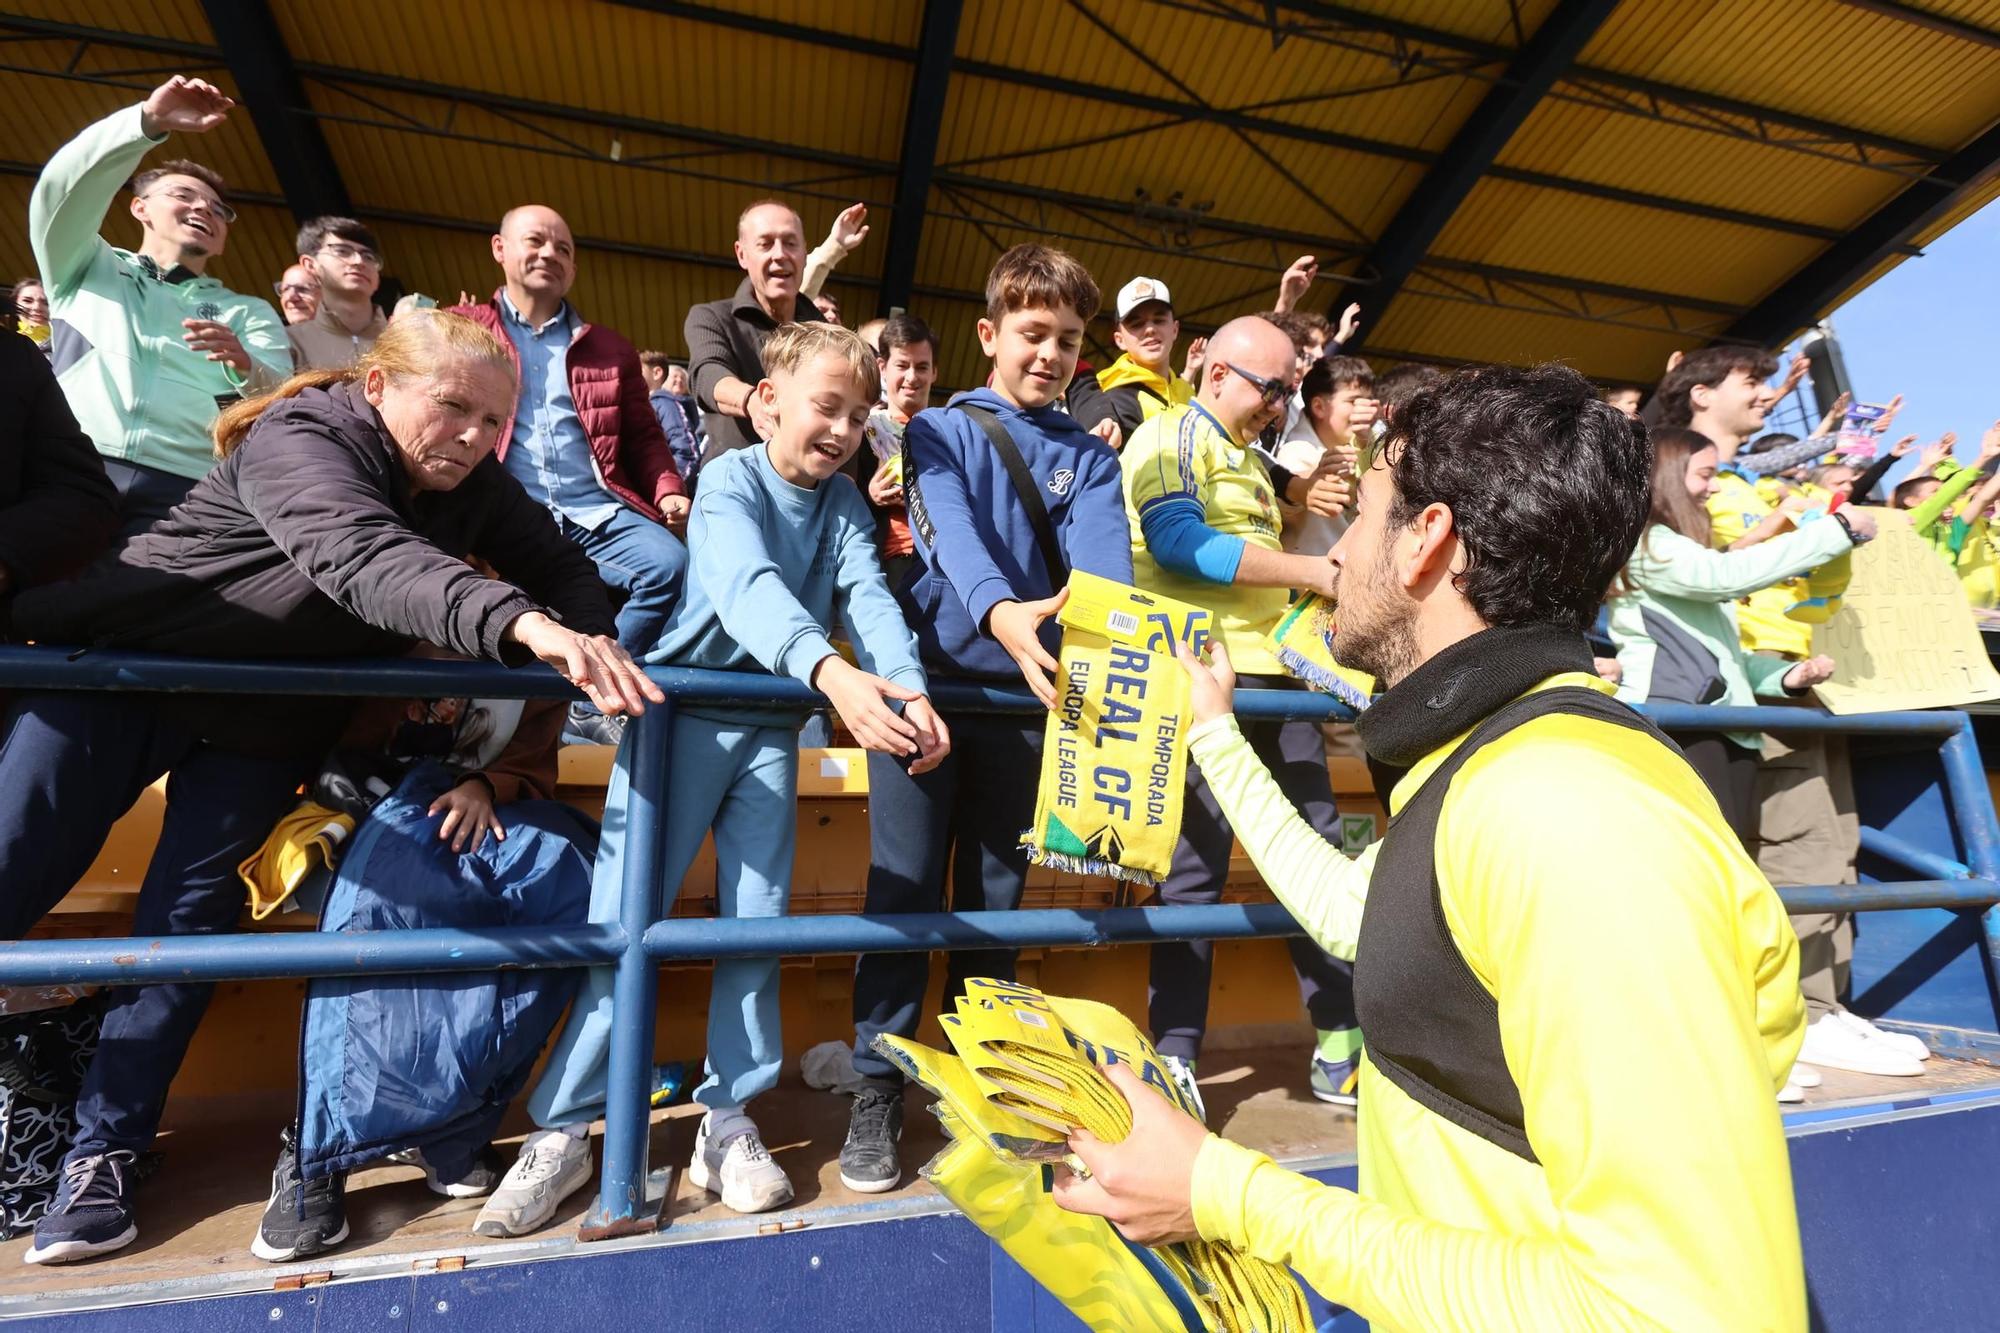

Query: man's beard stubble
left=1328, top=550, right=1422, bottom=689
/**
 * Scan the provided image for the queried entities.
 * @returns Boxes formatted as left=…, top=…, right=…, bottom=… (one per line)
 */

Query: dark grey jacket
left=10, top=380, right=614, bottom=750
left=14, top=380, right=612, bottom=657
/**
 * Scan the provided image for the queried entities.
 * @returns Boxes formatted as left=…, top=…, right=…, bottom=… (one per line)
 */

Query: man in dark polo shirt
left=684, top=199, right=824, bottom=461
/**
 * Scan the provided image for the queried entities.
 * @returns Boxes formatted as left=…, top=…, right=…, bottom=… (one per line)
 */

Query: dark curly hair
left=1379, top=363, right=1652, bottom=632
left=1653, top=346, right=1777, bottom=428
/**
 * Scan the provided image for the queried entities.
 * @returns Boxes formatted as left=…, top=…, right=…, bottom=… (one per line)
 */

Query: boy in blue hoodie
left=839, top=245, right=1134, bottom=1193
left=491, top=324, right=949, bottom=1232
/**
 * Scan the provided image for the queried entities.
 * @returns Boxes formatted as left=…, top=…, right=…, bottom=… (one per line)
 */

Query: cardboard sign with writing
left=1810, top=508, right=2000, bottom=713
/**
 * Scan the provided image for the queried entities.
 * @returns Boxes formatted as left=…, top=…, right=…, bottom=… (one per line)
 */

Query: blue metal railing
left=1, top=644, right=1998, bottom=1236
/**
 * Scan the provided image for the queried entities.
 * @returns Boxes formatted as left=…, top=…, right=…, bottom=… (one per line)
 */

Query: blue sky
left=1799, top=194, right=2000, bottom=484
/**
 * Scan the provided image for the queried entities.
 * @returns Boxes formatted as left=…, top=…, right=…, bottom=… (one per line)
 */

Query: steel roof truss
left=0, top=12, right=1914, bottom=240
left=196, top=0, right=350, bottom=222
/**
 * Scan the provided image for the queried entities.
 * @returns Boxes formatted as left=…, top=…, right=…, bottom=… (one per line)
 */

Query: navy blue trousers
left=851, top=714, right=1040, bottom=1082
left=100, top=458, right=196, bottom=540
left=0, top=692, right=312, bottom=1157
left=1148, top=693, right=1355, bottom=1061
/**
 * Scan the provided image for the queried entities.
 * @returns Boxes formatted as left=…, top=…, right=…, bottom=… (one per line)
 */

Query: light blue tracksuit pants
left=528, top=712, right=798, bottom=1127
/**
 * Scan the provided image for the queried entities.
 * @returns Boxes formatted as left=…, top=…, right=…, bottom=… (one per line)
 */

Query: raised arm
left=801, top=203, right=867, bottom=300
left=1629, top=520, right=1855, bottom=602
left=1909, top=461, right=1985, bottom=534
left=30, top=103, right=161, bottom=295
left=1955, top=423, right=2000, bottom=523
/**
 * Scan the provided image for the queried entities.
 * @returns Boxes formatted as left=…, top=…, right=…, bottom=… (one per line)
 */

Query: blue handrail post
left=1939, top=714, right=2000, bottom=1033
left=579, top=701, right=673, bottom=1241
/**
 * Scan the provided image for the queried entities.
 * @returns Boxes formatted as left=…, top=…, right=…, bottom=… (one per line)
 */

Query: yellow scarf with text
left=1022, top=572, right=1209, bottom=886
left=875, top=978, right=1311, bottom=1333
left=1266, top=592, right=1373, bottom=711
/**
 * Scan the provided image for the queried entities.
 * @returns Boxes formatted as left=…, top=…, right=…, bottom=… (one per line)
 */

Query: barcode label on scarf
left=1105, top=610, right=1139, bottom=636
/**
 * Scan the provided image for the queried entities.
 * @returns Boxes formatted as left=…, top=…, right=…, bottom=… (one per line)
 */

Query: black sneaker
left=562, top=704, right=627, bottom=747
left=24, top=1151, right=139, bottom=1265
left=838, top=1083, right=904, bottom=1194
left=251, top=1130, right=349, bottom=1263
left=388, top=1143, right=505, bottom=1198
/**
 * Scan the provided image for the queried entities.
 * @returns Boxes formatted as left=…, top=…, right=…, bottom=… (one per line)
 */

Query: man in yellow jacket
left=1053, top=364, right=1809, bottom=1330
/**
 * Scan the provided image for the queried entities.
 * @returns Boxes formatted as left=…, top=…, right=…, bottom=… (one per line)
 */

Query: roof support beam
left=1, top=23, right=1732, bottom=326
left=603, top=5, right=1936, bottom=190
left=0, top=11, right=1899, bottom=242
left=877, top=0, right=962, bottom=315
left=194, top=0, right=350, bottom=222
left=1725, top=116, right=2000, bottom=346
left=1332, top=0, right=1619, bottom=349
left=1259, top=0, right=1945, bottom=165
left=1835, top=0, right=2000, bottom=51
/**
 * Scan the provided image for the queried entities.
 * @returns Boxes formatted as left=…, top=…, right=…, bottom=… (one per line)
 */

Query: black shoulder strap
left=955, top=402, right=1069, bottom=587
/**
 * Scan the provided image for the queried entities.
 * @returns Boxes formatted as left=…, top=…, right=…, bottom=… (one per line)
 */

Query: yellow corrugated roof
left=1, top=0, right=1996, bottom=390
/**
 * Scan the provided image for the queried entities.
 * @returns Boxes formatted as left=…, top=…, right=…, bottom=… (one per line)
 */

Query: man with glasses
left=286, top=218, right=387, bottom=370
left=1120, top=314, right=1360, bottom=1107
left=274, top=264, right=319, bottom=326
left=30, top=75, right=289, bottom=533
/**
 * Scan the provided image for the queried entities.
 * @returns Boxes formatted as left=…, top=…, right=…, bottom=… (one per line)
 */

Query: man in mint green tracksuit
left=32, top=75, right=290, bottom=534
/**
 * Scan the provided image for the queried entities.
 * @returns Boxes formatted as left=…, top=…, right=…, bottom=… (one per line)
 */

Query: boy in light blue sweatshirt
left=493, top=325, right=949, bottom=1232
left=839, top=245, right=1134, bottom=1195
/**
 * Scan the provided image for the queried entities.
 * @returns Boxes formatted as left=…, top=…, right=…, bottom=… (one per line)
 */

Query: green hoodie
left=30, top=103, right=290, bottom=480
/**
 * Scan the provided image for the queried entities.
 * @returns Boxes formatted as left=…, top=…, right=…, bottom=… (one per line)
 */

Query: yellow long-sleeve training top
left=1184, top=672, right=1808, bottom=1331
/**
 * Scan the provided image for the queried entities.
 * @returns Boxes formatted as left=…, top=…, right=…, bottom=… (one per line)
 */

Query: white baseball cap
left=1115, top=276, right=1174, bottom=322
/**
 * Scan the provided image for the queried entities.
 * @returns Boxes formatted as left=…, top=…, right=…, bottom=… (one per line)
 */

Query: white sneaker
left=1798, top=1011, right=1924, bottom=1078
left=472, top=1130, right=593, bottom=1237
left=1162, top=1055, right=1206, bottom=1120
left=687, top=1114, right=793, bottom=1214
left=1834, top=1010, right=1931, bottom=1061
left=1778, top=1077, right=1806, bottom=1104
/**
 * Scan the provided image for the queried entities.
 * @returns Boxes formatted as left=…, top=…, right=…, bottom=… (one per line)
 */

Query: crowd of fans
left=0, top=72, right=1986, bottom=1271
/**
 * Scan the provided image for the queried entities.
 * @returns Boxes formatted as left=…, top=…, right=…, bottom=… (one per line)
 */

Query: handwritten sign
left=1811, top=508, right=2000, bottom=713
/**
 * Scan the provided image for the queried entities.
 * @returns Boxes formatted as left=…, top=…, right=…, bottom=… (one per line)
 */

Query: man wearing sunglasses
left=30, top=75, right=289, bottom=533
left=1120, top=314, right=1360, bottom=1107
left=287, top=217, right=388, bottom=371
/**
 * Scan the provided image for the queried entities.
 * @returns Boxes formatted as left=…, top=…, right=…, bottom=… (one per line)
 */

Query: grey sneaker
left=686, top=1114, right=793, bottom=1214
left=563, top=704, right=626, bottom=747
left=472, top=1130, right=592, bottom=1237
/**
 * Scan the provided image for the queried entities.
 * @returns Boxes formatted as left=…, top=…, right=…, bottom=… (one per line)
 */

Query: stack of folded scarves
left=876, top=978, right=1311, bottom=1332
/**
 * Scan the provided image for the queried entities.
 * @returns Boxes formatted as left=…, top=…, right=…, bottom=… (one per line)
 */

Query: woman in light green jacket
left=1608, top=427, right=1872, bottom=841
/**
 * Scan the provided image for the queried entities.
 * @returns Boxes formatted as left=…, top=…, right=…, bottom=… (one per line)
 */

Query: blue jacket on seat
left=297, top=764, right=596, bottom=1183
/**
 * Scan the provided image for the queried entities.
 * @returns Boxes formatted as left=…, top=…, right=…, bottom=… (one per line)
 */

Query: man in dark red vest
left=453, top=205, right=688, bottom=743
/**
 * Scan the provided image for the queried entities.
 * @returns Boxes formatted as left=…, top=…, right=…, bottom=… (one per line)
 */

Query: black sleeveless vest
left=1352, top=685, right=1675, bottom=1162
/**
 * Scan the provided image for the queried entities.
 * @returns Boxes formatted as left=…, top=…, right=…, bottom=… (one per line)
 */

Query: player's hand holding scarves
left=1021, top=572, right=1212, bottom=886
left=875, top=979, right=1312, bottom=1332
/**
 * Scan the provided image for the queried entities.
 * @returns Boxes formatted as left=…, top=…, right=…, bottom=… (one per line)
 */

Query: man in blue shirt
left=453, top=207, right=690, bottom=743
